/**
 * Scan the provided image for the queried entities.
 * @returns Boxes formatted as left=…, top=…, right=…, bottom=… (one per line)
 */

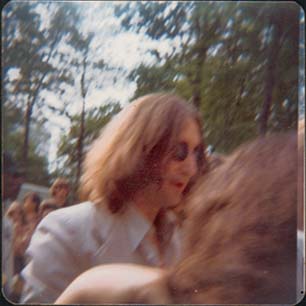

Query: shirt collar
left=94, top=201, right=152, bottom=254
left=122, top=204, right=152, bottom=252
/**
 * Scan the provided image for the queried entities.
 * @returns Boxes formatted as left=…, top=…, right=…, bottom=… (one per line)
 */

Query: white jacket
left=20, top=201, right=181, bottom=303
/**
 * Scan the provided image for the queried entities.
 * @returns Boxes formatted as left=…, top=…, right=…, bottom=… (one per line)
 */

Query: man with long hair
left=21, top=93, right=206, bottom=303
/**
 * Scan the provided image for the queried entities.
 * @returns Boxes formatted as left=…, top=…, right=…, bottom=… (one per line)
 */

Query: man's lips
left=172, top=181, right=185, bottom=190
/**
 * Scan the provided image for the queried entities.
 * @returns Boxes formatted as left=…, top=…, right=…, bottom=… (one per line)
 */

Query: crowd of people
left=2, top=171, right=70, bottom=302
left=2, top=92, right=304, bottom=304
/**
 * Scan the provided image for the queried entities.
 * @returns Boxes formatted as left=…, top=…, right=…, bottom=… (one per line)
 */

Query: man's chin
left=164, top=196, right=182, bottom=209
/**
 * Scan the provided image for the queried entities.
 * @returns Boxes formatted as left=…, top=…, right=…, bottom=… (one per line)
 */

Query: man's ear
left=133, top=277, right=173, bottom=304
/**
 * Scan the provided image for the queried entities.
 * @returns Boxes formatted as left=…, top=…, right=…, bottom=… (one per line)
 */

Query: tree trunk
left=76, top=97, right=85, bottom=185
left=192, top=51, right=206, bottom=110
left=191, top=14, right=207, bottom=110
left=258, top=18, right=283, bottom=135
left=21, top=34, right=60, bottom=173
left=76, top=58, right=87, bottom=185
left=22, top=98, right=34, bottom=174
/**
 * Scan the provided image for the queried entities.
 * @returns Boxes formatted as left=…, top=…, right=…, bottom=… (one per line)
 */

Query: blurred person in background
left=2, top=153, right=25, bottom=301
left=23, top=192, right=41, bottom=228
left=49, top=177, right=70, bottom=208
left=20, top=192, right=42, bottom=258
left=4, top=201, right=25, bottom=302
left=2, top=159, right=25, bottom=242
left=37, top=178, right=70, bottom=221
left=38, top=198, right=58, bottom=219
left=3, top=201, right=23, bottom=300
left=4, top=193, right=41, bottom=302
left=20, top=92, right=207, bottom=303
left=6, top=193, right=41, bottom=302
left=5, top=201, right=24, bottom=230
left=6, top=201, right=25, bottom=274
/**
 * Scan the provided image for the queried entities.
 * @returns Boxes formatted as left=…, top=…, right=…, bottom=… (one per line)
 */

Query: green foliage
left=116, top=1, right=300, bottom=153
left=128, top=62, right=178, bottom=100
left=2, top=2, right=82, bottom=171
left=2, top=102, right=50, bottom=185
left=56, top=102, right=121, bottom=199
left=3, top=1, right=301, bottom=189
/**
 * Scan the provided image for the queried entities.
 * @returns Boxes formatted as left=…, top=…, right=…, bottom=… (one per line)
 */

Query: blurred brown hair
left=23, top=192, right=41, bottom=213
left=79, top=93, right=207, bottom=213
left=165, top=132, right=299, bottom=304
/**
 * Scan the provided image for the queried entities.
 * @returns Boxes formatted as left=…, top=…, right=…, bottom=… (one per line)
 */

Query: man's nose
left=181, top=154, right=197, bottom=178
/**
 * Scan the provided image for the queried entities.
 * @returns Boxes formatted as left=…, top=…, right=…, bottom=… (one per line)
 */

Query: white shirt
left=20, top=201, right=181, bottom=303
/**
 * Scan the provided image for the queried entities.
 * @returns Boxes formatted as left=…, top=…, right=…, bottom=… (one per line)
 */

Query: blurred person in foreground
left=56, top=128, right=301, bottom=305
left=20, top=92, right=206, bottom=303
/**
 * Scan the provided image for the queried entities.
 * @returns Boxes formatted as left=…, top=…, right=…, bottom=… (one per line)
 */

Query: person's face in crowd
left=159, top=117, right=201, bottom=208
left=7, top=202, right=23, bottom=224
left=54, top=185, right=69, bottom=205
left=23, top=197, right=37, bottom=215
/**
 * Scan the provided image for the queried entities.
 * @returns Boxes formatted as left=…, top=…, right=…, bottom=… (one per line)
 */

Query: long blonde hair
left=79, top=93, right=206, bottom=213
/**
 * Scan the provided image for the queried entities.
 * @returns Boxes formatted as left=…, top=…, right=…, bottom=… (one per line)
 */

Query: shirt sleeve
left=20, top=211, right=85, bottom=304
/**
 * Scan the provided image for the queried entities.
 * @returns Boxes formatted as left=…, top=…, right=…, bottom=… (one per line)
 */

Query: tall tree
left=115, top=2, right=300, bottom=152
left=2, top=2, right=80, bottom=176
left=72, top=33, right=95, bottom=185
left=257, top=3, right=299, bottom=135
left=66, top=29, right=111, bottom=187
left=3, top=101, right=51, bottom=185
left=56, top=102, right=121, bottom=200
left=115, top=2, right=226, bottom=109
